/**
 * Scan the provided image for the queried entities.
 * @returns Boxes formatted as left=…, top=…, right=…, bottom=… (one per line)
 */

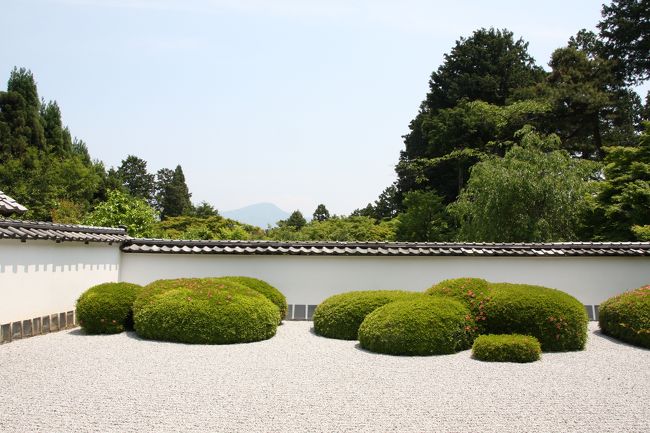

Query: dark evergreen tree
left=116, top=155, right=156, bottom=203
left=312, top=204, right=330, bottom=222
left=282, top=210, right=307, bottom=230
left=160, top=165, right=192, bottom=218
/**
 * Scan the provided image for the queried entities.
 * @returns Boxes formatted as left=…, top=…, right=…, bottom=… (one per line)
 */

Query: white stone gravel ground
left=0, top=322, right=648, bottom=433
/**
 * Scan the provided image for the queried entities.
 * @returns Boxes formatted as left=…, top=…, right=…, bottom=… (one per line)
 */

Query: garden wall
left=0, top=240, right=120, bottom=341
left=119, top=253, right=650, bottom=320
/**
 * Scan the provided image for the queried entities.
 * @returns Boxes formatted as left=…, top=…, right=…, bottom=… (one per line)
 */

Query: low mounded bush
left=219, top=276, right=287, bottom=322
left=599, top=285, right=650, bottom=349
left=426, top=278, right=492, bottom=332
left=358, top=297, right=474, bottom=356
left=313, top=290, right=423, bottom=340
left=472, top=334, right=541, bottom=363
left=481, top=283, right=588, bottom=352
left=133, top=278, right=279, bottom=344
left=76, top=282, right=142, bottom=334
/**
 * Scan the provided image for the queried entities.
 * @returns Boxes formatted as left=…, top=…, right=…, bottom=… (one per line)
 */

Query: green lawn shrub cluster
left=472, top=334, right=541, bottom=363
left=358, top=297, right=474, bottom=355
left=481, top=283, right=588, bottom=351
left=219, top=276, right=287, bottom=322
left=599, top=285, right=650, bottom=349
left=312, top=290, right=423, bottom=340
left=426, top=278, right=492, bottom=332
left=132, top=278, right=280, bottom=344
left=76, top=282, right=142, bottom=334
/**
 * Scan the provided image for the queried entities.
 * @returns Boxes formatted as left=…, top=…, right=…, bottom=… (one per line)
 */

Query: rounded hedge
left=599, top=285, right=650, bottom=349
left=76, top=282, right=142, bottom=334
left=133, top=278, right=279, bottom=344
left=426, top=278, right=493, bottom=332
left=219, top=276, right=287, bottom=322
left=313, top=290, right=423, bottom=340
left=358, top=297, right=474, bottom=356
left=481, top=283, right=588, bottom=352
left=472, top=334, right=541, bottom=363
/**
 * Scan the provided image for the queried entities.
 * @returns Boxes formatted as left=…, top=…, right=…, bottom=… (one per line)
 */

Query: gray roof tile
left=0, top=219, right=128, bottom=244
left=0, top=191, right=28, bottom=216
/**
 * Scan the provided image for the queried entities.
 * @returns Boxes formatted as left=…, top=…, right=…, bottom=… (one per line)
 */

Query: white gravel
left=0, top=322, right=648, bottom=433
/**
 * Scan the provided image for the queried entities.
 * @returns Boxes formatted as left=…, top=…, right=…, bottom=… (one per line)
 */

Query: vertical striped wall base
left=1, top=311, right=77, bottom=344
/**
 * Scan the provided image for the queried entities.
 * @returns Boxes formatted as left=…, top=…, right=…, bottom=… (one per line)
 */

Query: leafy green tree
left=598, top=0, right=650, bottom=84
left=153, top=215, right=263, bottom=240
left=83, top=189, right=157, bottom=237
left=280, top=210, right=307, bottom=230
left=159, top=165, right=192, bottom=218
left=116, top=155, right=155, bottom=203
left=267, top=216, right=397, bottom=241
left=40, top=101, right=72, bottom=155
left=193, top=201, right=219, bottom=218
left=312, top=204, right=330, bottom=222
left=449, top=127, right=598, bottom=242
left=395, top=190, right=452, bottom=242
left=587, top=123, right=650, bottom=240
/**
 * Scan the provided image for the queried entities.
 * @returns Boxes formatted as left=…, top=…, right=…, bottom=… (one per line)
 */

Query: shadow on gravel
left=591, top=329, right=649, bottom=351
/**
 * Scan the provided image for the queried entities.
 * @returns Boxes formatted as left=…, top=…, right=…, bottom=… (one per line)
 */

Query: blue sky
left=2, top=0, right=643, bottom=215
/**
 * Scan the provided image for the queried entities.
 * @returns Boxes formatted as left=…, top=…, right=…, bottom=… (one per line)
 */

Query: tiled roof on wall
left=0, top=219, right=128, bottom=244
left=121, top=239, right=650, bottom=257
left=0, top=191, right=28, bottom=216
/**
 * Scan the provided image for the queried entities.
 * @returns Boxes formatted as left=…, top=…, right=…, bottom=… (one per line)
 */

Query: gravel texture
left=1, top=322, right=648, bottom=433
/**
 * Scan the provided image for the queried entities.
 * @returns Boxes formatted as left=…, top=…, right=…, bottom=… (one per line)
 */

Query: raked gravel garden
left=1, top=277, right=649, bottom=432
left=0, top=321, right=648, bottom=433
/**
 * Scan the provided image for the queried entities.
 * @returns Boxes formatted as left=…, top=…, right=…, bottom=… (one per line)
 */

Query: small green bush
left=599, top=285, right=650, bottom=349
left=472, top=334, right=541, bottom=363
left=482, top=283, right=588, bottom=352
left=358, top=297, right=474, bottom=356
left=76, top=282, right=142, bottom=334
left=219, top=276, right=287, bottom=322
left=133, top=278, right=279, bottom=344
left=426, top=278, right=492, bottom=332
left=313, top=290, right=423, bottom=340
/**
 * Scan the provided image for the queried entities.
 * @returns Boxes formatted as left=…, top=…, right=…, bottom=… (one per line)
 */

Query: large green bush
left=358, top=297, right=474, bottom=356
left=313, top=290, right=423, bottom=340
left=76, top=282, right=142, bottom=334
left=219, top=276, right=287, bottom=322
left=472, top=334, right=541, bottom=363
left=426, top=278, right=492, bottom=332
left=133, top=278, right=279, bottom=344
left=481, top=283, right=588, bottom=352
left=599, top=285, right=650, bottom=349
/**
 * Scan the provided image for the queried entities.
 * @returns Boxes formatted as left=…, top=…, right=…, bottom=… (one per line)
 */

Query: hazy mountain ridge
left=222, top=203, right=291, bottom=228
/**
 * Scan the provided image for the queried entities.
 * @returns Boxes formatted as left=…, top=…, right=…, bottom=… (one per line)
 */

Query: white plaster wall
left=119, top=254, right=650, bottom=306
left=0, top=240, right=121, bottom=323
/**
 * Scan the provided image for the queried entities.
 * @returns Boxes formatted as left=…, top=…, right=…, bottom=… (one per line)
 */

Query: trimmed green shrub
left=472, top=334, right=541, bottom=363
left=133, top=278, right=279, bottom=344
left=219, top=276, right=287, bottom=322
left=599, top=285, right=650, bottom=349
left=313, top=290, right=423, bottom=340
left=358, top=297, right=474, bottom=356
left=482, top=283, right=588, bottom=352
left=426, top=278, right=492, bottom=332
left=76, top=282, right=142, bottom=334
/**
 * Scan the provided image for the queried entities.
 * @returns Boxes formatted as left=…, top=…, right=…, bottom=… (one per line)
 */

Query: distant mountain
left=222, top=203, right=291, bottom=228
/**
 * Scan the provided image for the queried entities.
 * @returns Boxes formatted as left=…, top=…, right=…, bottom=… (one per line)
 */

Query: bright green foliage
left=426, top=278, right=492, bottom=333
left=599, top=285, right=650, bottom=348
left=133, top=278, right=279, bottom=344
left=313, top=290, right=423, bottom=340
left=589, top=125, right=650, bottom=240
left=598, top=0, right=650, bottom=84
left=632, top=225, right=650, bottom=240
left=358, top=297, right=474, bottom=356
left=116, top=155, right=156, bottom=203
left=154, top=215, right=264, bottom=240
left=282, top=210, right=307, bottom=230
left=83, top=189, right=158, bottom=237
left=268, top=215, right=397, bottom=242
left=472, top=334, right=541, bottom=363
left=450, top=128, right=598, bottom=242
left=193, top=201, right=219, bottom=217
left=312, top=204, right=330, bottom=222
left=482, top=283, right=588, bottom=352
left=76, top=282, right=142, bottom=334
left=395, top=190, right=452, bottom=241
left=219, top=276, right=287, bottom=322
